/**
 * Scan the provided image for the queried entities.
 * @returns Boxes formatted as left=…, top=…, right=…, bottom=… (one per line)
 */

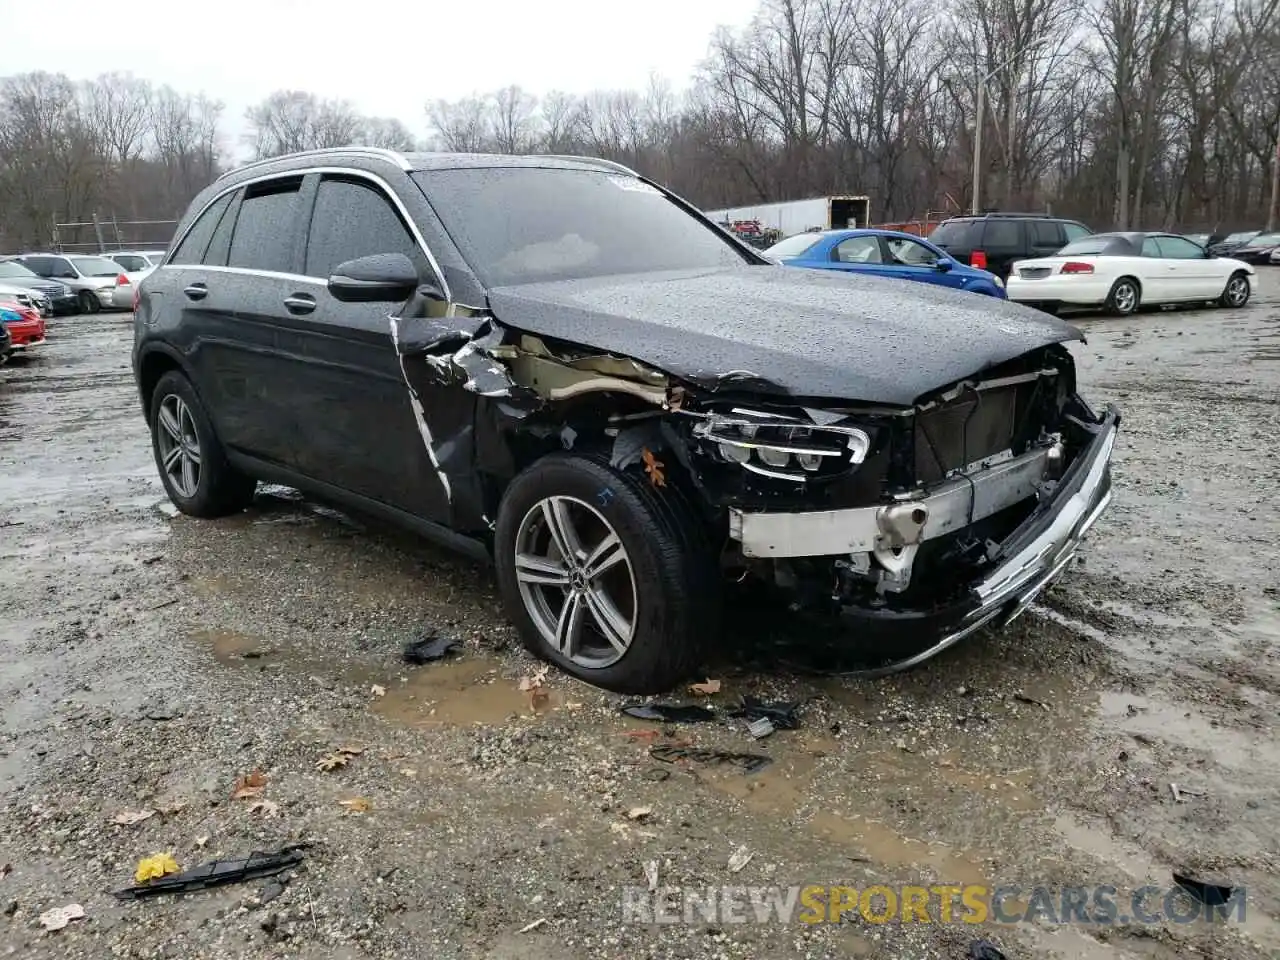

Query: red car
left=0, top=299, right=47, bottom=353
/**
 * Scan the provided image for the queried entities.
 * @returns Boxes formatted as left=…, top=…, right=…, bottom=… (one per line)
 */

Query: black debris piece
left=402, top=631, right=463, bottom=665
left=966, top=940, right=1009, bottom=960
left=649, top=744, right=772, bottom=774
left=621, top=703, right=717, bottom=723
left=1173, top=871, right=1237, bottom=907
left=728, top=696, right=803, bottom=730
left=114, top=846, right=308, bottom=901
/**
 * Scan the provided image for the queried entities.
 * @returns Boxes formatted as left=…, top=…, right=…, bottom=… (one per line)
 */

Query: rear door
left=289, top=172, right=456, bottom=523
left=168, top=178, right=309, bottom=467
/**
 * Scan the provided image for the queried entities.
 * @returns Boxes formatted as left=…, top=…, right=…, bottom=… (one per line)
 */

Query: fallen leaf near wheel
left=38, top=903, right=84, bottom=932
left=231, top=770, right=267, bottom=800
left=134, top=852, right=181, bottom=883
left=247, top=799, right=280, bottom=818
left=517, top=666, right=550, bottom=691
left=338, top=797, right=371, bottom=814
left=111, top=809, right=156, bottom=826
left=641, top=448, right=666, bottom=487
left=689, top=679, right=721, bottom=695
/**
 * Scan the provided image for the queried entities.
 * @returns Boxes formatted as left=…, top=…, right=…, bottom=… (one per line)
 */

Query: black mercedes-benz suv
left=133, top=148, right=1119, bottom=693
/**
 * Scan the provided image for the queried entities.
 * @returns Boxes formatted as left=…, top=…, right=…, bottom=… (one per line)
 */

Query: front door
left=879, top=235, right=959, bottom=289
left=287, top=173, right=458, bottom=526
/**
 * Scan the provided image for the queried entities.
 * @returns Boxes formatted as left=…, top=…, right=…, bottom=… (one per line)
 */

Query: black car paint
left=135, top=151, right=1098, bottom=579
left=485, top=267, right=1082, bottom=405
left=929, top=216, right=1093, bottom=281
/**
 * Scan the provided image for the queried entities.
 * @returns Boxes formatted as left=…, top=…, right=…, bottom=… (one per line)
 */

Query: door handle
left=183, top=283, right=207, bottom=300
left=283, top=294, right=316, bottom=314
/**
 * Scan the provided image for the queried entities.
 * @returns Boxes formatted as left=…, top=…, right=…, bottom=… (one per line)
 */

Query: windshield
left=1246, top=233, right=1280, bottom=246
left=412, top=167, right=754, bottom=286
left=71, top=256, right=125, bottom=277
left=0, top=261, right=39, bottom=279
left=1227, top=232, right=1258, bottom=243
left=764, top=233, right=824, bottom=258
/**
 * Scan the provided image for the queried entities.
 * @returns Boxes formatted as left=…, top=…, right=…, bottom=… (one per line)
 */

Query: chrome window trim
left=167, top=165, right=452, bottom=303
left=215, top=147, right=412, bottom=182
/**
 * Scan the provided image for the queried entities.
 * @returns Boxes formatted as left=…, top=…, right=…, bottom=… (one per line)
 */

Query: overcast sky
left=5, top=0, right=757, bottom=151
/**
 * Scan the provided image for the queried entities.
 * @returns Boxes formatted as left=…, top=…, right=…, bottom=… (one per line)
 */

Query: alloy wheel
left=156, top=395, right=202, bottom=499
left=1113, top=282, right=1137, bottom=313
left=513, top=496, right=638, bottom=669
left=1226, top=276, right=1249, bottom=306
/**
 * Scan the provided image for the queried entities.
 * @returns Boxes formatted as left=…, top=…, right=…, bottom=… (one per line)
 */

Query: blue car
left=764, top=228, right=1007, bottom=298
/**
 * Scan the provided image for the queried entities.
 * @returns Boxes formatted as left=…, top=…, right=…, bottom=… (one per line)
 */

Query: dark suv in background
left=928, top=214, right=1093, bottom=281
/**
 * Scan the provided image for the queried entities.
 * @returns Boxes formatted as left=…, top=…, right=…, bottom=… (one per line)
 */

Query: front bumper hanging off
left=727, top=405, right=1121, bottom=672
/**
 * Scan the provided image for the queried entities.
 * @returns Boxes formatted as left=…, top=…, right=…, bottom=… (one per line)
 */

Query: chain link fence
left=51, top=215, right=179, bottom=254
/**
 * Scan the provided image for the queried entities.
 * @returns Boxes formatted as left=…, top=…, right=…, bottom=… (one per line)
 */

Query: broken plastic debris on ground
left=115, top=847, right=308, bottom=901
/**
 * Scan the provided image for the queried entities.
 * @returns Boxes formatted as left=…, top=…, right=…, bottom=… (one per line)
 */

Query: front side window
left=1062, top=222, right=1092, bottom=242
left=227, top=177, right=304, bottom=274
left=413, top=167, right=754, bottom=287
left=171, top=192, right=234, bottom=265
left=1031, top=221, right=1062, bottom=246
left=1141, top=237, right=1163, bottom=258
left=885, top=237, right=938, bottom=266
left=19, top=257, right=55, bottom=276
left=112, top=255, right=148, bottom=271
left=833, top=235, right=882, bottom=263
left=305, top=176, right=422, bottom=279
left=982, top=220, right=1022, bottom=249
left=1153, top=236, right=1205, bottom=259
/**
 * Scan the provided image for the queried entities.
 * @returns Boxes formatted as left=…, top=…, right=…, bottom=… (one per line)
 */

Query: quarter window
left=227, top=177, right=305, bottom=274
left=304, top=176, right=421, bottom=278
left=170, top=192, right=234, bottom=265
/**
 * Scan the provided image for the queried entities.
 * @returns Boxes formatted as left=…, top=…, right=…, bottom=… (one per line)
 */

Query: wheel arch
left=136, top=344, right=195, bottom=416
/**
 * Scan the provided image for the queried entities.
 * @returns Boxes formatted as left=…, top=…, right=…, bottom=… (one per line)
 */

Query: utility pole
left=91, top=212, right=105, bottom=253
left=1269, top=137, right=1279, bottom=233
left=971, top=38, right=1048, bottom=216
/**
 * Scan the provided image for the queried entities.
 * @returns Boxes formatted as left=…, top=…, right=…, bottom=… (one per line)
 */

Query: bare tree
left=244, top=91, right=365, bottom=159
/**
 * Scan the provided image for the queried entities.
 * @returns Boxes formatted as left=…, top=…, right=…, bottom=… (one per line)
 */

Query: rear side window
left=112, top=254, right=148, bottom=271
left=833, top=235, right=882, bottom=263
left=228, top=177, right=305, bottom=274
left=171, top=192, right=234, bottom=265
left=1030, top=221, right=1062, bottom=246
left=929, top=221, right=979, bottom=248
left=304, top=176, right=422, bottom=279
left=203, top=189, right=241, bottom=267
left=982, top=220, right=1022, bottom=249
left=1058, top=238, right=1112, bottom=256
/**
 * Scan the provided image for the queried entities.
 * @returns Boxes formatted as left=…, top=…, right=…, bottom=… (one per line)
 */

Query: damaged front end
left=396, top=306, right=1117, bottom=671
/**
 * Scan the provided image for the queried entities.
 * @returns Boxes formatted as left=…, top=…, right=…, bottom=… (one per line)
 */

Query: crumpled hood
left=485, top=265, right=1083, bottom=405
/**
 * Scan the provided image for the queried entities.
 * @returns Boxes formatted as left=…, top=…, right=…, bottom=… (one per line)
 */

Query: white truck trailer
left=704, top=195, right=872, bottom=237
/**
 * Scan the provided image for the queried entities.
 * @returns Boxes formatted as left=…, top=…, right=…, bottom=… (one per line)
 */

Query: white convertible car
left=1006, top=231, right=1257, bottom=316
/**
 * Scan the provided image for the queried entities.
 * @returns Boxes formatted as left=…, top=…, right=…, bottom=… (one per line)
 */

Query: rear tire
left=1105, top=277, right=1141, bottom=316
left=1218, top=271, right=1251, bottom=308
left=77, top=290, right=101, bottom=314
left=149, top=370, right=257, bottom=518
left=494, top=453, right=720, bottom=694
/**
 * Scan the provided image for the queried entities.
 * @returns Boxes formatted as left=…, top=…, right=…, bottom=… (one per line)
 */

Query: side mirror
left=328, top=253, right=430, bottom=303
left=934, top=257, right=954, bottom=271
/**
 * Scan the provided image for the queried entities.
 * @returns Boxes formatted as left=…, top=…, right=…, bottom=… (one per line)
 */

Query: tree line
left=2, top=0, right=1278, bottom=252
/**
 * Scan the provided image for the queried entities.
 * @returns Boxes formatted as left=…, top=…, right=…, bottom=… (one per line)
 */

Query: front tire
left=149, top=370, right=256, bottom=518
left=1105, top=277, right=1141, bottom=316
left=494, top=453, right=719, bottom=694
left=1219, top=271, right=1251, bottom=308
left=77, top=290, right=101, bottom=314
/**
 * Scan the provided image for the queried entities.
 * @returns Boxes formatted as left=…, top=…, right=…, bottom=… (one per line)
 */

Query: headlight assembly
left=691, top=408, right=872, bottom=482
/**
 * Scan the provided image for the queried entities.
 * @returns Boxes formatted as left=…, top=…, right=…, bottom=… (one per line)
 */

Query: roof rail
left=538, top=154, right=639, bottom=177
left=217, top=146, right=412, bottom=181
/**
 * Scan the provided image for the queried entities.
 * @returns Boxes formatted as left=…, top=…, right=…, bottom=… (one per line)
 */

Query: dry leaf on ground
left=231, top=770, right=267, bottom=800
left=336, top=745, right=364, bottom=756
left=370, top=684, right=386, bottom=697
left=338, top=797, right=371, bottom=814
left=399, top=768, right=417, bottom=779
left=517, top=666, right=550, bottom=692
left=315, top=753, right=351, bottom=772
left=134, top=853, right=181, bottom=883
left=38, top=903, right=84, bottom=932
left=247, top=799, right=280, bottom=818
left=626, top=806, right=653, bottom=821
left=689, top=679, right=721, bottom=695
left=111, top=809, right=156, bottom=826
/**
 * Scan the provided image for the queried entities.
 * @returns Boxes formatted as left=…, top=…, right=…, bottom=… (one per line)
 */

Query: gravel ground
left=1, top=287, right=1277, bottom=959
